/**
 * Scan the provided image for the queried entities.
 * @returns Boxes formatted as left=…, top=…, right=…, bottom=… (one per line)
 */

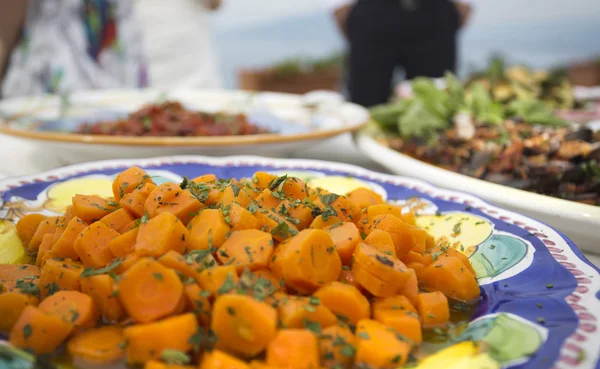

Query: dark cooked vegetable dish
left=77, top=102, right=268, bottom=137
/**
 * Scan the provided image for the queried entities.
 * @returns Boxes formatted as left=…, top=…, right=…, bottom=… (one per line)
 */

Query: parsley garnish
left=160, top=349, right=191, bottom=365
left=80, top=258, right=124, bottom=278
left=321, top=193, right=340, bottom=206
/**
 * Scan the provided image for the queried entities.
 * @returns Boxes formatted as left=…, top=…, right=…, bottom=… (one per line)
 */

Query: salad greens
left=370, top=72, right=568, bottom=142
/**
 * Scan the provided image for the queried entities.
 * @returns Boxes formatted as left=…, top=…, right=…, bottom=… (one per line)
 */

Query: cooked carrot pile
left=1, top=167, right=481, bottom=368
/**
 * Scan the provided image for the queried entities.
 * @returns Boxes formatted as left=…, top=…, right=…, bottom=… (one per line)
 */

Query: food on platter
left=0, top=166, right=481, bottom=368
left=77, top=102, right=268, bottom=137
left=371, top=73, right=600, bottom=205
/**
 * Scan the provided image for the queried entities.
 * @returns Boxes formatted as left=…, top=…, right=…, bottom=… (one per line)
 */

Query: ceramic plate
left=0, top=155, right=599, bottom=369
left=0, top=89, right=368, bottom=164
left=354, top=128, right=600, bottom=255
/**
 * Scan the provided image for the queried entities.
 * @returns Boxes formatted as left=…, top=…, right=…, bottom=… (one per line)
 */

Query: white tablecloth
left=1, top=134, right=599, bottom=268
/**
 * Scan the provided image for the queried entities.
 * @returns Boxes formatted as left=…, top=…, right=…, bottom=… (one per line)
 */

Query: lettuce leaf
left=397, top=100, right=449, bottom=140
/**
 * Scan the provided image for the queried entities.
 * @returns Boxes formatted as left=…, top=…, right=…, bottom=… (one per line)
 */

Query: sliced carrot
left=313, top=282, right=370, bottom=325
left=366, top=204, right=404, bottom=220
left=199, top=350, right=250, bottom=369
left=422, top=244, right=476, bottom=277
left=100, top=208, right=135, bottom=233
left=417, top=291, right=450, bottom=328
left=346, top=188, right=384, bottom=209
left=220, top=185, right=253, bottom=209
left=80, top=274, right=125, bottom=323
left=183, top=283, right=212, bottom=326
left=276, top=294, right=337, bottom=330
left=420, top=256, right=480, bottom=303
left=0, top=264, right=41, bottom=282
left=187, top=209, right=231, bottom=250
left=123, top=313, right=198, bottom=364
left=228, top=203, right=260, bottom=231
left=325, top=222, right=360, bottom=265
left=158, top=250, right=203, bottom=284
left=399, top=269, right=419, bottom=306
left=277, top=177, right=309, bottom=201
left=117, top=257, right=184, bottom=323
left=212, top=294, right=278, bottom=358
left=197, top=265, right=239, bottom=297
left=216, top=230, right=274, bottom=272
left=145, top=362, right=195, bottom=369
left=114, top=253, right=142, bottom=275
left=112, top=166, right=153, bottom=201
left=73, top=221, right=120, bottom=268
left=374, top=310, right=422, bottom=345
left=39, top=258, right=83, bottom=297
left=373, top=295, right=416, bottom=314
left=52, top=216, right=88, bottom=261
left=9, top=306, right=74, bottom=355
left=145, top=183, right=204, bottom=225
left=339, top=269, right=360, bottom=289
left=28, top=216, right=65, bottom=252
left=39, top=290, right=98, bottom=328
left=266, top=329, right=320, bottom=369
left=270, top=229, right=341, bottom=294
left=64, top=206, right=74, bottom=223
left=67, top=326, right=125, bottom=363
left=36, top=234, right=55, bottom=267
left=253, top=207, right=299, bottom=242
left=403, top=250, right=428, bottom=266
left=120, top=182, right=157, bottom=218
left=16, top=214, right=47, bottom=247
left=314, top=195, right=361, bottom=224
left=309, top=215, right=342, bottom=230
left=364, top=229, right=397, bottom=258
left=351, top=243, right=412, bottom=297
left=318, top=324, right=356, bottom=368
left=355, top=319, right=411, bottom=368
left=252, top=172, right=278, bottom=191
left=0, top=292, right=39, bottom=332
left=136, top=212, right=189, bottom=257
left=72, top=195, right=116, bottom=224
left=277, top=201, right=314, bottom=230
left=108, top=227, right=139, bottom=257
left=192, top=174, right=218, bottom=184
left=255, top=189, right=280, bottom=209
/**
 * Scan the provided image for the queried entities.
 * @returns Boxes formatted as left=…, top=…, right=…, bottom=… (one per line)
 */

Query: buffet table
left=1, top=133, right=599, bottom=268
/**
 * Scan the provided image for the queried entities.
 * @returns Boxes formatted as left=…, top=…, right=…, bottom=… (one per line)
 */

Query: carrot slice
left=309, top=215, right=342, bottom=230
left=228, top=203, right=260, bottom=231
left=187, top=209, right=231, bottom=250
left=372, top=295, right=417, bottom=314
left=422, top=244, right=476, bottom=277
left=252, top=172, right=278, bottom=191
left=36, top=234, right=55, bottom=267
left=420, top=257, right=480, bottom=302
left=270, top=229, right=341, bottom=294
left=117, top=257, right=184, bottom=323
left=276, top=294, right=337, bottom=330
left=80, top=274, right=126, bottom=323
left=366, top=204, right=403, bottom=220
left=277, top=201, right=314, bottom=230
left=16, top=214, right=47, bottom=247
left=39, top=258, right=83, bottom=297
left=145, top=362, right=195, bottom=369
left=192, top=174, right=217, bottom=184
left=100, top=208, right=135, bottom=233
left=120, top=182, right=157, bottom=218
left=136, top=212, right=189, bottom=257
left=374, top=310, right=422, bottom=345
left=9, top=306, right=73, bottom=355
left=278, top=177, right=309, bottom=201
left=145, top=183, right=204, bottom=225
left=355, top=319, right=411, bottom=368
left=254, top=189, right=280, bottom=210
left=314, top=195, right=361, bottom=224
left=346, top=188, right=384, bottom=209
left=28, top=216, right=66, bottom=252
left=124, top=313, right=198, bottom=364
left=67, top=326, right=125, bottom=363
left=0, top=292, right=39, bottom=332
left=318, top=324, right=356, bottom=368
left=199, top=350, right=250, bottom=369
left=112, top=166, right=153, bottom=201
left=266, top=329, right=320, bottom=369
left=351, top=243, right=412, bottom=297
left=364, top=229, right=397, bottom=258
left=220, top=186, right=253, bottom=209
left=325, top=222, right=361, bottom=265
left=197, top=265, right=239, bottom=297
left=108, top=227, right=139, bottom=257
left=72, top=195, right=116, bottom=224
left=253, top=207, right=299, bottom=242
left=52, top=217, right=88, bottom=261
left=417, top=292, right=450, bottom=328
left=0, top=264, right=41, bottom=282
left=313, top=281, right=370, bottom=325
left=212, top=294, right=278, bottom=358
left=216, top=230, right=274, bottom=272
left=39, top=290, right=99, bottom=328
left=73, top=221, right=120, bottom=268
left=183, top=283, right=212, bottom=326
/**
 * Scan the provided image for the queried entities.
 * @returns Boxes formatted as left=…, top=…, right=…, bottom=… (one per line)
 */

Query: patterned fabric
left=1, top=0, right=148, bottom=98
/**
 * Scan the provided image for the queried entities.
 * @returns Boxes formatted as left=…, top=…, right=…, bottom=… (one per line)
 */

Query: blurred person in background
left=136, top=0, right=223, bottom=90
left=0, top=0, right=148, bottom=98
left=329, top=0, right=473, bottom=107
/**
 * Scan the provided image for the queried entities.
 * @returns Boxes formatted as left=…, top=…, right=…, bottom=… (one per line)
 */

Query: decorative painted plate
left=0, top=89, right=368, bottom=164
left=0, top=156, right=599, bottom=369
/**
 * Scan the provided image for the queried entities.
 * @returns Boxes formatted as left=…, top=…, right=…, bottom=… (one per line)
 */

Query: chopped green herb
left=321, top=193, right=340, bottom=206
left=80, top=258, right=124, bottom=278
left=160, top=349, right=191, bottom=365
left=153, top=273, right=164, bottom=281
left=23, top=324, right=33, bottom=339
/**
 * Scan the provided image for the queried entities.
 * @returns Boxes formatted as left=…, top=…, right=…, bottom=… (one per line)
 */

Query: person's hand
left=203, top=0, right=222, bottom=11
left=453, top=1, right=473, bottom=28
left=333, top=5, right=353, bottom=41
